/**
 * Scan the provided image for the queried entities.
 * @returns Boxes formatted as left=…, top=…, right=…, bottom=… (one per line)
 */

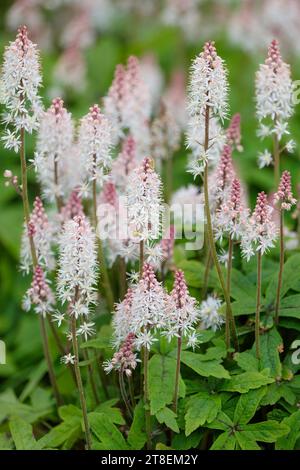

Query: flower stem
left=172, top=333, right=182, bottom=414
left=255, top=251, right=262, bottom=359
left=275, top=210, right=284, bottom=325
left=225, top=237, right=234, bottom=350
left=71, top=316, right=92, bottom=450
left=273, top=130, right=280, bottom=187
left=82, top=348, right=100, bottom=405
left=20, top=127, right=62, bottom=407
left=92, top=177, right=114, bottom=311
left=201, top=247, right=211, bottom=299
left=139, top=240, right=144, bottom=279
left=143, top=346, right=152, bottom=450
left=119, top=373, right=133, bottom=419
left=202, top=107, right=238, bottom=351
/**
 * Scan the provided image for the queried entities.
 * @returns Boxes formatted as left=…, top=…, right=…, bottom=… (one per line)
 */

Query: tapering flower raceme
left=214, top=177, right=249, bottom=242
left=34, top=98, right=74, bottom=202
left=0, top=25, right=43, bottom=152
left=188, top=41, right=229, bottom=121
left=111, top=135, right=137, bottom=191
left=104, top=56, right=151, bottom=157
left=274, top=170, right=297, bottom=211
left=199, top=296, right=225, bottom=331
left=226, top=113, right=243, bottom=151
left=151, top=100, right=181, bottom=164
left=161, top=224, right=175, bottom=266
left=256, top=40, right=294, bottom=139
left=20, top=196, right=55, bottom=273
left=164, top=270, right=200, bottom=347
left=60, top=188, right=85, bottom=224
left=118, top=263, right=168, bottom=350
left=23, top=265, right=55, bottom=316
left=79, top=104, right=113, bottom=189
left=127, top=157, right=163, bottom=242
left=112, top=288, right=134, bottom=347
left=213, top=144, right=235, bottom=206
left=186, top=40, right=229, bottom=173
left=241, top=191, right=278, bottom=261
left=57, top=215, right=98, bottom=317
left=104, top=332, right=139, bottom=376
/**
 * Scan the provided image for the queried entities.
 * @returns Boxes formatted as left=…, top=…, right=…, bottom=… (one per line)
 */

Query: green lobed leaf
left=220, top=371, right=274, bottom=393
left=180, top=351, right=230, bottom=379
left=239, top=421, right=290, bottom=443
left=210, top=431, right=236, bottom=450
left=156, top=407, right=179, bottom=433
left=9, top=416, right=42, bottom=450
left=148, top=354, right=179, bottom=414
left=233, top=387, right=267, bottom=425
left=89, top=412, right=129, bottom=450
left=275, top=411, right=300, bottom=450
left=127, top=399, right=146, bottom=450
left=259, top=328, right=282, bottom=378
left=185, top=392, right=221, bottom=436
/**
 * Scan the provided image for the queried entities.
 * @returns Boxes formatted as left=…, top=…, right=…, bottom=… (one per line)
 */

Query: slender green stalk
left=202, top=107, right=238, bottom=351
left=255, top=251, right=262, bottom=359
left=20, top=127, right=62, bottom=407
left=82, top=348, right=100, bottom=405
left=118, top=256, right=127, bottom=299
left=71, top=316, right=92, bottom=450
left=172, top=333, right=182, bottom=414
left=127, top=375, right=136, bottom=409
left=139, top=240, right=144, bottom=279
left=92, top=176, right=114, bottom=311
left=201, top=247, right=211, bottom=299
left=275, top=211, right=284, bottom=325
left=273, top=130, right=280, bottom=187
left=143, top=346, right=152, bottom=450
left=225, top=237, right=234, bottom=350
left=119, top=373, right=133, bottom=419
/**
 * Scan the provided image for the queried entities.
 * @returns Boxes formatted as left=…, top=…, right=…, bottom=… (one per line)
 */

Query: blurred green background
left=1, top=0, right=300, bottom=390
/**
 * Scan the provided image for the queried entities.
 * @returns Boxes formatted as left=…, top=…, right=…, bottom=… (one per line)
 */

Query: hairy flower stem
left=225, top=237, right=234, bottom=349
left=139, top=241, right=144, bottom=279
left=54, top=157, right=63, bottom=212
left=172, top=333, right=182, bottom=414
left=275, top=211, right=284, bottom=325
left=20, top=127, right=62, bottom=407
left=255, top=252, right=262, bottom=359
left=71, top=315, right=92, bottom=450
left=143, top=346, right=152, bottom=450
left=119, top=373, right=133, bottom=419
left=128, top=375, right=136, bottom=409
left=48, top=317, right=77, bottom=386
left=92, top=176, right=114, bottom=311
left=202, top=247, right=212, bottom=299
left=202, top=107, right=238, bottom=351
left=273, top=126, right=280, bottom=186
left=82, top=348, right=100, bottom=405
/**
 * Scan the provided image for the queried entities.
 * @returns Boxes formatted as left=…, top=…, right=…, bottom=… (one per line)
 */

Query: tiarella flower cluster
left=23, top=265, right=55, bottom=317
left=79, top=104, right=113, bottom=189
left=151, top=100, right=181, bottom=165
left=104, top=332, right=138, bottom=376
left=215, top=177, right=249, bottom=242
left=111, top=135, right=137, bottom=191
left=187, top=41, right=229, bottom=175
left=211, top=144, right=235, bottom=209
left=34, top=97, right=74, bottom=202
left=0, top=25, right=42, bottom=152
left=60, top=188, right=85, bottom=224
left=256, top=40, right=294, bottom=149
left=199, top=296, right=225, bottom=331
left=164, top=270, right=200, bottom=348
left=274, top=170, right=297, bottom=211
left=104, top=56, right=151, bottom=157
left=226, top=113, right=243, bottom=151
left=112, top=264, right=168, bottom=350
left=127, top=157, right=163, bottom=242
left=20, top=197, right=55, bottom=274
left=241, top=191, right=278, bottom=260
left=57, top=215, right=98, bottom=318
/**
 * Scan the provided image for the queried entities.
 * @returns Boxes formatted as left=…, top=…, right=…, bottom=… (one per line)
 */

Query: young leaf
left=127, top=399, right=146, bottom=450
left=233, top=387, right=267, bottom=425
left=156, top=407, right=179, bottom=433
left=185, top=392, right=221, bottom=436
left=180, top=351, right=230, bottom=379
left=9, top=416, right=42, bottom=450
left=210, top=431, right=236, bottom=450
left=275, top=411, right=300, bottom=450
left=148, top=354, right=177, bottom=414
left=89, top=412, right=129, bottom=450
left=239, top=421, right=290, bottom=443
left=220, top=371, right=274, bottom=393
